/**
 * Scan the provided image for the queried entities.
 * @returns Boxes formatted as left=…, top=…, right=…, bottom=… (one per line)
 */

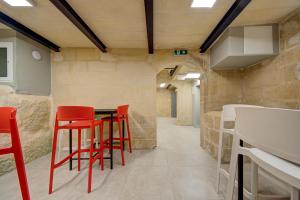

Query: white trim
left=0, top=42, right=13, bottom=82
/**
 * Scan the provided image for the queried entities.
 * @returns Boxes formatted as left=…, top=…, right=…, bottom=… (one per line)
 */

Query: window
left=0, top=42, right=13, bottom=82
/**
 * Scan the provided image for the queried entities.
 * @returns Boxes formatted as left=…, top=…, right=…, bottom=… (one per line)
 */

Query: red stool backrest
left=56, top=106, right=95, bottom=122
left=0, top=107, right=30, bottom=199
left=0, top=107, right=17, bottom=133
left=117, top=105, right=129, bottom=117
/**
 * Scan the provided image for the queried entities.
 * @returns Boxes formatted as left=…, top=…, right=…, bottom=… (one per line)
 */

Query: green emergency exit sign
left=174, top=49, right=188, bottom=56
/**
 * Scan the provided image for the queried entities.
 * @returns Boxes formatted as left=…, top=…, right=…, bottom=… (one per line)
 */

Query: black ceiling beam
left=50, top=0, right=107, bottom=52
left=170, top=65, right=178, bottom=77
left=199, top=0, right=251, bottom=53
left=144, top=0, right=154, bottom=54
left=0, top=12, right=60, bottom=52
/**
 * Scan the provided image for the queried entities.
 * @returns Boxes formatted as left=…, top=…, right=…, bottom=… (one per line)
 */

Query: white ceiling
left=232, top=0, right=300, bottom=26
left=0, top=0, right=93, bottom=47
left=154, top=0, right=235, bottom=49
left=0, top=0, right=299, bottom=50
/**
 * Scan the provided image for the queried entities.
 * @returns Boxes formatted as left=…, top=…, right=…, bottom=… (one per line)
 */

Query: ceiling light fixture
left=176, top=74, right=187, bottom=81
left=160, top=83, right=166, bottom=88
left=185, top=73, right=201, bottom=79
left=2, top=0, right=36, bottom=7
left=191, top=0, right=216, bottom=8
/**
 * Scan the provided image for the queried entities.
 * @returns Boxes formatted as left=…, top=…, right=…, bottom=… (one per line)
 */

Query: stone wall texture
left=242, top=10, right=300, bottom=109
left=51, top=48, right=204, bottom=149
left=201, top=9, right=300, bottom=160
left=202, top=111, right=235, bottom=162
left=200, top=57, right=243, bottom=154
left=51, top=48, right=158, bottom=149
left=201, top=70, right=243, bottom=113
left=156, top=70, right=172, bottom=117
left=175, top=80, right=194, bottom=126
left=0, top=85, right=51, bottom=175
left=156, top=89, right=172, bottom=117
left=0, top=48, right=203, bottom=175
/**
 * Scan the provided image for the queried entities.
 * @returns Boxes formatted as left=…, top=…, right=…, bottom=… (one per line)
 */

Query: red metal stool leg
left=117, top=121, right=125, bottom=166
left=49, top=124, right=59, bottom=194
left=99, top=124, right=104, bottom=170
left=125, top=116, right=132, bottom=153
left=78, top=129, right=81, bottom=172
left=88, top=126, right=94, bottom=193
left=108, top=121, right=112, bottom=154
left=10, top=119, right=30, bottom=200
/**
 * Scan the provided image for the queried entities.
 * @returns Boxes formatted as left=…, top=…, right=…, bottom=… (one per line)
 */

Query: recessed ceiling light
left=185, top=73, right=201, bottom=79
left=191, top=0, right=216, bottom=8
left=2, top=0, right=36, bottom=7
left=160, top=83, right=166, bottom=88
left=176, top=74, right=186, bottom=81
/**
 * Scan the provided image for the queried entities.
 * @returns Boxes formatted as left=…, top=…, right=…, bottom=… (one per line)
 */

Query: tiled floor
left=0, top=118, right=222, bottom=200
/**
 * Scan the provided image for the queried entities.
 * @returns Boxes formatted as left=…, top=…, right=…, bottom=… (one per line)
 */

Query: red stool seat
left=62, top=120, right=102, bottom=129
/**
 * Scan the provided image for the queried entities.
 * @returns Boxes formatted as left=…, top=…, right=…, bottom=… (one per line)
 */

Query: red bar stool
left=102, top=105, right=132, bottom=166
left=0, top=107, right=30, bottom=200
left=49, top=106, right=104, bottom=194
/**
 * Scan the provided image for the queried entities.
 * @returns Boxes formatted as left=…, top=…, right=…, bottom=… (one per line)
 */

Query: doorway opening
left=171, top=90, right=177, bottom=118
left=156, top=65, right=201, bottom=128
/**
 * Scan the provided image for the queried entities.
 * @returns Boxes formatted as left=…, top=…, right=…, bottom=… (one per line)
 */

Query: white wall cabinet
left=210, top=24, right=279, bottom=70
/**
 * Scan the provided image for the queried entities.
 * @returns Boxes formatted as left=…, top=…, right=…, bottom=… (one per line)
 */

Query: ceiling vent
left=210, top=24, right=279, bottom=70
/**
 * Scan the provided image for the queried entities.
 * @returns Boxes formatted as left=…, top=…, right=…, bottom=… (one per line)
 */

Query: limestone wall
left=0, top=48, right=203, bottom=175
left=175, top=80, right=194, bottom=126
left=200, top=9, right=300, bottom=160
left=51, top=48, right=157, bottom=149
left=242, top=10, right=300, bottom=108
left=156, top=89, right=171, bottom=117
left=0, top=85, right=51, bottom=175
left=200, top=56, right=243, bottom=151
left=201, top=111, right=220, bottom=159
left=200, top=69, right=243, bottom=113
left=202, top=111, right=235, bottom=162
left=156, top=70, right=172, bottom=117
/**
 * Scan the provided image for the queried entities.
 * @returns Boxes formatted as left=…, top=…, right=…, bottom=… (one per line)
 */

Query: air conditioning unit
left=210, top=24, right=279, bottom=70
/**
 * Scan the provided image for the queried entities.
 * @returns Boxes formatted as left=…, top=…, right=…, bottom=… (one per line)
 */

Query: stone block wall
left=0, top=48, right=204, bottom=175
left=175, top=80, right=194, bottom=126
left=0, top=85, right=51, bottom=175
left=242, top=10, right=300, bottom=109
left=200, top=61, right=243, bottom=151
left=201, top=111, right=233, bottom=162
left=156, top=70, right=172, bottom=117
left=200, top=9, right=300, bottom=159
left=51, top=48, right=157, bottom=149
left=156, top=89, right=172, bottom=117
left=201, top=70, right=243, bottom=113
left=201, top=111, right=220, bottom=159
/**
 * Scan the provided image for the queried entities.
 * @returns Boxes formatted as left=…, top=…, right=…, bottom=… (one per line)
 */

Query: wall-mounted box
left=210, top=24, right=279, bottom=70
